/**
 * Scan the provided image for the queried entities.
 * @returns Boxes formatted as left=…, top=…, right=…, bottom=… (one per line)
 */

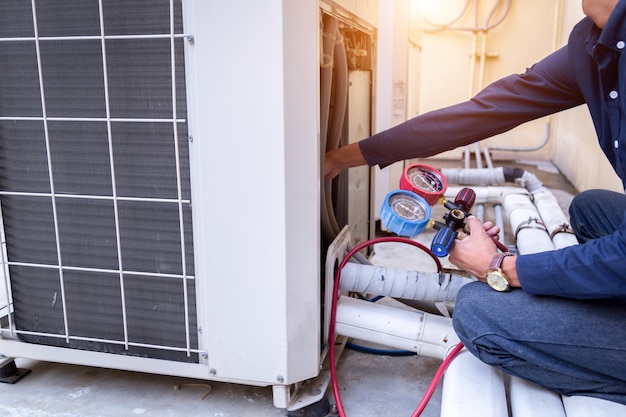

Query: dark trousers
left=452, top=189, right=626, bottom=404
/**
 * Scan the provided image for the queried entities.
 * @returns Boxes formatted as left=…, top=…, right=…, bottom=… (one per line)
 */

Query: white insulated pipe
left=334, top=296, right=460, bottom=360
left=338, top=263, right=472, bottom=302
left=532, top=190, right=578, bottom=249
left=440, top=350, right=509, bottom=417
left=446, top=185, right=530, bottom=204
left=446, top=187, right=557, bottom=254
left=509, top=376, right=566, bottom=417
left=562, top=395, right=626, bottom=416
left=502, top=192, right=555, bottom=254
left=442, top=167, right=507, bottom=186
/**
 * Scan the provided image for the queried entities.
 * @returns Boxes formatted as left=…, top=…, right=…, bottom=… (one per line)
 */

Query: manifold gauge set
left=380, top=163, right=476, bottom=257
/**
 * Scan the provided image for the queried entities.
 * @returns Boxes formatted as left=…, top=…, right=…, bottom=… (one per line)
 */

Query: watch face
left=486, top=271, right=510, bottom=292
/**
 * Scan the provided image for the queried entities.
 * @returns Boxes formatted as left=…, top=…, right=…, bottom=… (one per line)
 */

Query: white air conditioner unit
left=0, top=0, right=323, bottom=410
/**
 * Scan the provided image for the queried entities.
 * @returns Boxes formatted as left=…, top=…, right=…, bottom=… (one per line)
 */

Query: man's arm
left=324, top=46, right=584, bottom=179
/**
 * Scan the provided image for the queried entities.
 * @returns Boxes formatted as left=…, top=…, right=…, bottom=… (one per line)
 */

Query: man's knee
left=452, top=282, right=494, bottom=342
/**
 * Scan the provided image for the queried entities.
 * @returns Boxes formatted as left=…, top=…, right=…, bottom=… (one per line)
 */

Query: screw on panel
left=209, top=368, right=216, bottom=375
left=276, top=375, right=284, bottom=383
left=186, top=35, right=194, bottom=44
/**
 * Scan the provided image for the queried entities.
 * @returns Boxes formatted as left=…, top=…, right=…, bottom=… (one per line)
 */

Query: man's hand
left=449, top=216, right=521, bottom=287
left=448, top=216, right=500, bottom=279
left=323, top=143, right=368, bottom=181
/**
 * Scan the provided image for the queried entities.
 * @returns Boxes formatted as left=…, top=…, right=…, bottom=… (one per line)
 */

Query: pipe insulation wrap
left=441, top=167, right=506, bottom=186
left=441, top=167, right=547, bottom=192
left=339, top=262, right=472, bottom=302
left=334, top=296, right=459, bottom=360
left=517, top=169, right=546, bottom=193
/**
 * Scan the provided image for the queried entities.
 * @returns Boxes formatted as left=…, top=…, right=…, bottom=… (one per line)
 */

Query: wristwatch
left=485, top=252, right=514, bottom=292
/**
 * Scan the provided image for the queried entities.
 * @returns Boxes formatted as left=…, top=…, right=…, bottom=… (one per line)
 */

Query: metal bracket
left=0, top=356, right=31, bottom=384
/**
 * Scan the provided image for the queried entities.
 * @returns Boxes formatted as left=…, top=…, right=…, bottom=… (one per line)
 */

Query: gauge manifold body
left=399, top=164, right=448, bottom=206
left=380, top=190, right=432, bottom=237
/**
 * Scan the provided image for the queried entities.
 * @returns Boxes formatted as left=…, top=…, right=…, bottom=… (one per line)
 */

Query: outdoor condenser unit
left=0, top=0, right=322, bottom=409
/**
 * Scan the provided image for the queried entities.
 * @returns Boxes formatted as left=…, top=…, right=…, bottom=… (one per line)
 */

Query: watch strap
left=488, top=252, right=514, bottom=271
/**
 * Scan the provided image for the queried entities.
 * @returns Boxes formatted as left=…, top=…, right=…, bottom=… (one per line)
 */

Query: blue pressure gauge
left=380, top=190, right=432, bottom=237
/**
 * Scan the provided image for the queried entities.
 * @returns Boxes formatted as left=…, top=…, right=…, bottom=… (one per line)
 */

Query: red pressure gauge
left=399, top=164, right=448, bottom=206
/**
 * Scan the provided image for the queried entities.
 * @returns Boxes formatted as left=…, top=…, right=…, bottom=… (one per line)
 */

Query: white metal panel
left=182, top=0, right=320, bottom=385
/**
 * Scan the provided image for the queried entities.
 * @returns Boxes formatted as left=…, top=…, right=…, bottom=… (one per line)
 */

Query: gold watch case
left=486, top=270, right=510, bottom=292
left=486, top=252, right=514, bottom=292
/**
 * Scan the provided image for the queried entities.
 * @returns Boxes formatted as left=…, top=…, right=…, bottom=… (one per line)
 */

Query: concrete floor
left=0, top=159, right=576, bottom=417
left=0, top=349, right=442, bottom=417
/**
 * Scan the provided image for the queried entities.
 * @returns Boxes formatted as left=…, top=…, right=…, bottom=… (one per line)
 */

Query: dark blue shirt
left=359, top=2, right=626, bottom=298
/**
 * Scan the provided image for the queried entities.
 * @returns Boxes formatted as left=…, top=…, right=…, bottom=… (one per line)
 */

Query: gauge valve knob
left=431, top=223, right=457, bottom=257
left=453, top=187, right=476, bottom=212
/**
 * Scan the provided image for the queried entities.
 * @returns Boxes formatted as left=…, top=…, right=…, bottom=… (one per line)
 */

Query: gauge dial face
left=406, top=166, right=445, bottom=193
left=388, top=193, right=428, bottom=221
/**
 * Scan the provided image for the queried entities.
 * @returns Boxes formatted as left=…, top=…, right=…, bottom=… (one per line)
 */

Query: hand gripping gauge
left=399, top=164, right=448, bottom=206
left=380, top=190, right=432, bottom=237
left=431, top=187, right=477, bottom=257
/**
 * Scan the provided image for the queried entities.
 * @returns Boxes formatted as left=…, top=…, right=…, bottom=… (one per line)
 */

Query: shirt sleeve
left=359, top=45, right=585, bottom=168
left=517, top=214, right=626, bottom=299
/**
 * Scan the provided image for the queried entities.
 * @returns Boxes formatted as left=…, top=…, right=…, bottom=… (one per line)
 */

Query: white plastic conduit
left=334, top=296, right=460, bottom=360
left=446, top=185, right=531, bottom=205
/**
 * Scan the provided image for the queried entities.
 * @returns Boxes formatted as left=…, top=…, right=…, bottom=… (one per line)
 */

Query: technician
left=324, top=0, right=626, bottom=405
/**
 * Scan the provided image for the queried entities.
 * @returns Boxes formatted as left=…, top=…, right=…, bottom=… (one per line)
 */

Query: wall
left=410, top=0, right=559, bottom=162
left=405, top=0, right=622, bottom=192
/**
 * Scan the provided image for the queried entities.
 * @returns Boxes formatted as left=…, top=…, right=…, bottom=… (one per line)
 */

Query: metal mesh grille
left=0, top=0, right=198, bottom=362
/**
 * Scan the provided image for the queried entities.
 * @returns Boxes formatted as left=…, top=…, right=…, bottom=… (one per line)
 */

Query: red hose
left=410, top=341, right=465, bottom=417
left=329, top=236, right=459, bottom=417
